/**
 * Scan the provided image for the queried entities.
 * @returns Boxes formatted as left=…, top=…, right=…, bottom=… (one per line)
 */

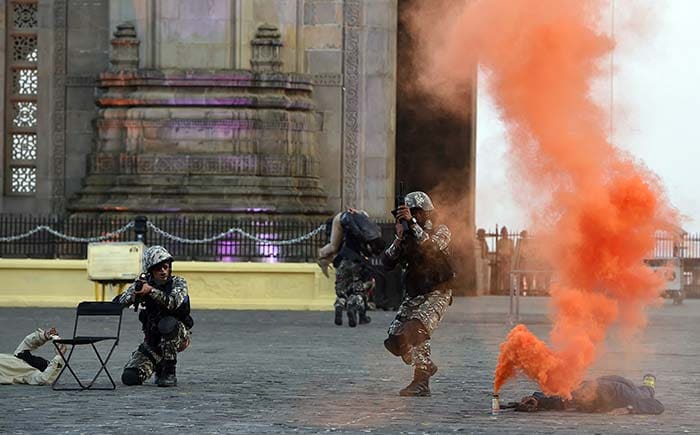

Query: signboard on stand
left=87, top=242, right=144, bottom=300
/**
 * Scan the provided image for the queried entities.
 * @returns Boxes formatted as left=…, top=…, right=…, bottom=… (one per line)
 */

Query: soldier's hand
left=134, top=282, right=153, bottom=296
left=395, top=205, right=412, bottom=223
left=395, top=221, right=406, bottom=240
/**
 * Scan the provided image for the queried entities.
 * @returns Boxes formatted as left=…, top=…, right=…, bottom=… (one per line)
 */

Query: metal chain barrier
left=0, top=222, right=134, bottom=243
left=146, top=221, right=326, bottom=245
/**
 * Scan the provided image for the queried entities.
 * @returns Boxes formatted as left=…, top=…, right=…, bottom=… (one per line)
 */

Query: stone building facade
left=0, top=0, right=474, bottom=223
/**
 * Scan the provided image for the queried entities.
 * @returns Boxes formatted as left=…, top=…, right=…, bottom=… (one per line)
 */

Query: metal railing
left=0, top=215, right=329, bottom=262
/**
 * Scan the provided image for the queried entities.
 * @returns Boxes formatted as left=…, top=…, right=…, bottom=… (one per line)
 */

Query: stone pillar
left=251, top=23, right=282, bottom=72
left=109, top=22, right=139, bottom=71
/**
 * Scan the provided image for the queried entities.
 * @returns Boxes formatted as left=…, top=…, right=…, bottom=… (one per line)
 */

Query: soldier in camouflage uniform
left=382, top=191, right=454, bottom=397
left=334, top=257, right=375, bottom=327
left=319, top=210, right=376, bottom=327
left=116, top=246, right=193, bottom=387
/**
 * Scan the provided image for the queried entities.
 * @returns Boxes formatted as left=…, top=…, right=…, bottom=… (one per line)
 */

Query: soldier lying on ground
left=0, top=328, right=67, bottom=385
left=511, top=375, right=664, bottom=414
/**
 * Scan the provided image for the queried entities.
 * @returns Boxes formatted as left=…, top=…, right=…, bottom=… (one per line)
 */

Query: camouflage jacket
left=118, top=275, right=189, bottom=313
left=382, top=223, right=454, bottom=297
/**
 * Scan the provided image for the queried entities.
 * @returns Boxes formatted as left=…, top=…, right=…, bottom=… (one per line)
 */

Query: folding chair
left=52, top=301, right=124, bottom=391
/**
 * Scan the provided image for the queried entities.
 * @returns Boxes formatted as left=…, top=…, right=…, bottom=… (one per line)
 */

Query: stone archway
left=395, top=0, right=477, bottom=294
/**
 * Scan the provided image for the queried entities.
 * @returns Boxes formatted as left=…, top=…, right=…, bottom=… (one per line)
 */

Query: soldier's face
left=412, top=208, right=429, bottom=226
left=151, top=261, right=172, bottom=284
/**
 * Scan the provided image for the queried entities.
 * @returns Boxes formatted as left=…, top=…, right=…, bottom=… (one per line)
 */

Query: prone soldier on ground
left=509, top=374, right=663, bottom=414
left=115, top=245, right=193, bottom=387
left=0, top=328, right=67, bottom=385
left=382, top=191, right=455, bottom=397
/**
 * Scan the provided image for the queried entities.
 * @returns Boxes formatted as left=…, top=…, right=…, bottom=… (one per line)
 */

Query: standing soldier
left=382, top=191, right=454, bottom=396
left=318, top=209, right=381, bottom=327
left=116, top=246, right=193, bottom=387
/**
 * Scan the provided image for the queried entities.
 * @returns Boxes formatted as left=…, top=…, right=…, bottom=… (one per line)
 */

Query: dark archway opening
left=395, top=0, right=477, bottom=295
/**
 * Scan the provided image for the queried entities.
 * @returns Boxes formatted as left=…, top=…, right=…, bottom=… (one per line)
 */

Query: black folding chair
left=52, top=301, right=124, bottom=391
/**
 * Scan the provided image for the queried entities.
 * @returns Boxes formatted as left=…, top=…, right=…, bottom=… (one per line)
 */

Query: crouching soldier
left=382, top=191, right=454, bottom=397
left=116, top=245, right=193, bottom=387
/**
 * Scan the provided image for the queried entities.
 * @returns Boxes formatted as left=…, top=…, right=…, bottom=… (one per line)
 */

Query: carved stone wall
left=70, top=69, right=328, bottom=216
left=341, top=0, right=361, bottom=209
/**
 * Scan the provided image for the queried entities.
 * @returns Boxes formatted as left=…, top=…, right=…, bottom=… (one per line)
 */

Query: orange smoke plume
left=406, top=0, right=678, bottom=397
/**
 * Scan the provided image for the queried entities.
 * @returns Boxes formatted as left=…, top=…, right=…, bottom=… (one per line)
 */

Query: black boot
left=359, top=311, right=371, bottom=325
left=153, top=362, right=164, bottom=385
left=157, top=360, right=177, bottom=387
left=399, top=364, right=437, bottom=397
left=334, top=306, right=343, bottom=326
left=347, top=307, right=357, bottom=327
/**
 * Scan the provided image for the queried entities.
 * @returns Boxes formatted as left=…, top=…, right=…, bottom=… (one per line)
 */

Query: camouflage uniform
left=386, top=288, right=452, bottom=371
left=117, top=246, right=192, bottom=386
left=320, top=210, right=381, bottom=326
left=334, top=258, right=375, bottom=314
left=382, top=191, right=454, bottom=396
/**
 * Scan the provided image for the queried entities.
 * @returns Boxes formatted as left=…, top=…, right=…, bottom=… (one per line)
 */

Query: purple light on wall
left=257, top=233, right=279, bottom=260
left=217, top=237, right=239, bottom=263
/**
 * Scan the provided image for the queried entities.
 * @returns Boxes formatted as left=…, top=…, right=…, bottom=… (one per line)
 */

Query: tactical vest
left=139, top=276, right=193, bottom=346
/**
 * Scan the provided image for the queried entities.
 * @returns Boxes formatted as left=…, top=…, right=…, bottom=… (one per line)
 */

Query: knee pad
left=158, top=316, right=179, bottom=340
left=121, top=368, right=142, bottom=386
left=400, top=319, right=430, bottom=346
left=384, top=334, right=410, bottom=357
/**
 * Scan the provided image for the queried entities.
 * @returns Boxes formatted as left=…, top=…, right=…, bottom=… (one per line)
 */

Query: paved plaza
left=0, top=296, right=698, bottom=434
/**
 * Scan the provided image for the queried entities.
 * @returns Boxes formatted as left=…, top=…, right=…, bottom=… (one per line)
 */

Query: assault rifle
left=392, top=181, right=410, bottom=234
left=132, top=272, right=150, bottom=312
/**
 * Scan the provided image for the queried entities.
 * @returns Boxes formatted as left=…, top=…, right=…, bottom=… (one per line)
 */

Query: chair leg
left=85, top=342, right=117, bottom=390
left=52, top=343, right=88, bottom=391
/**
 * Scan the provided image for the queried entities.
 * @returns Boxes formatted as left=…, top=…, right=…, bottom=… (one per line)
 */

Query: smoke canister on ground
left=491, top=393, right=500, bottom=415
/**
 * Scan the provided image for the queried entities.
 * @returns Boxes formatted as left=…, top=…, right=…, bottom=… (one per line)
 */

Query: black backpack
left=340, top=212, right=386, bottom=257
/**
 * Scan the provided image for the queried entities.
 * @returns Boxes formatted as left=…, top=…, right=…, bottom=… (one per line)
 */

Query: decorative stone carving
left=51, top=0, right=67, bottom=213
left=71, top=68, right=328, bottom=217
left=342, top=1, right=362, bottom=209
left=251, top=24, right=283, bottom=72
left=110, top=23, right=140, bottom=71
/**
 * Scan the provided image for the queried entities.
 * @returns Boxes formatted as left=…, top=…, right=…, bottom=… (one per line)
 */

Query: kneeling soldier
left=116, top=246, right=193, bottom=387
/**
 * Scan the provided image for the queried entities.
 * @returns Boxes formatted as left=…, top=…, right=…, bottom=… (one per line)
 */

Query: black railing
left=0, top=214, right=332, bottom=263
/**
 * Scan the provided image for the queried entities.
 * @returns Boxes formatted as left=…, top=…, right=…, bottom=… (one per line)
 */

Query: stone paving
left=0, top=296, right=698, bottom=434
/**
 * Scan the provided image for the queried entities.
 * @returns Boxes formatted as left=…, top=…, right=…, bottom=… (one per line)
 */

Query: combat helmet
left=404, top=191, right=434, bottom=212
left=143, top=245, right=174, bottom=272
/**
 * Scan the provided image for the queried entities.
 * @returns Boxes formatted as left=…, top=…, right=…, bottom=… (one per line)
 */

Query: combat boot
left=153, top=362, right=164, bottom=385
left=334, top=306, right=343, bottom=326
left=359, top=311, right=371, bottom=325
left=157, top=360, right=177, bottom=387
left=399, top=363, right=438, bottom=397
left=347, top=307, right=357, bottom=327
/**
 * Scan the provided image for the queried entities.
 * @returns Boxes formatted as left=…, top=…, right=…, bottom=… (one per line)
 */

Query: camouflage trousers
left=387, top=290, right=452, bottom=372
left=123, top=320, right=191, bottom=383
left=334, top=259, right=375, bottom=312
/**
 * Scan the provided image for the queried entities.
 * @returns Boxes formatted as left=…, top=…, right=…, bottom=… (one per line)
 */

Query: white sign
left=87, top=242, right=144, bottom=281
